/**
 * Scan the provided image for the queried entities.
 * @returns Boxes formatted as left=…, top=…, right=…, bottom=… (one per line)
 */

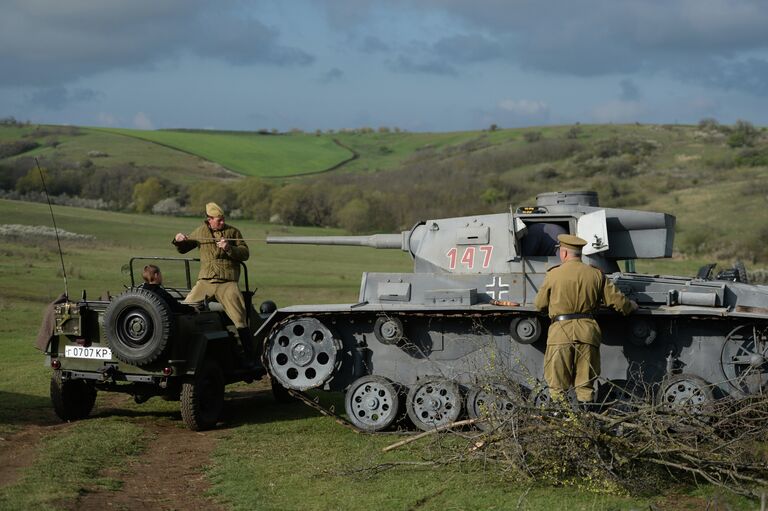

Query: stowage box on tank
left=255, top=191, right=767, bottom=431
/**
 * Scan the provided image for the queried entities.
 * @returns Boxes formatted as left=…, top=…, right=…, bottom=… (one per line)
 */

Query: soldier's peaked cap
left=206, top=202, right=224, bottom=218
left=557, top=234, right=587, bottom=250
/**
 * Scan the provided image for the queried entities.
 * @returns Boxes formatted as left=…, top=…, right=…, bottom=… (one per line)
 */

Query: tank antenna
left=36, top=158, right=68, bottom=298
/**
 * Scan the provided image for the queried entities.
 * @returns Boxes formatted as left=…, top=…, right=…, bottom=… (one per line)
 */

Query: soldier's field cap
left=206, top=202, right=224, bottom=218
left=557, top=234, right=587, bottom=250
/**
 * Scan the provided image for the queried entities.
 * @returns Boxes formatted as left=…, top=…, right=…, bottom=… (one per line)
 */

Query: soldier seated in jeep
left=139, top=264, right=195, bottom=314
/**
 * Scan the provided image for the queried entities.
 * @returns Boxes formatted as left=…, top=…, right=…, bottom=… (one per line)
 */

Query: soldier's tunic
left=173, top=222, right=250, bottom=328
left=534, top=259, right=634, bottom=402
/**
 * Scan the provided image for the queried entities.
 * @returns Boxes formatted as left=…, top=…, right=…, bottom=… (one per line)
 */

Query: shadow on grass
left=219, top=388, right=346, bottom=429
left=0, top=391, right=58, bottom=428
left=0, top=385, right=344, bottom=432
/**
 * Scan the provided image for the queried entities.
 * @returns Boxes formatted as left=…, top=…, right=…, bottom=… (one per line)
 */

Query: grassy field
left=0, top=199, right=757, bottom=510
left=95, top=128, right=354, bottom=178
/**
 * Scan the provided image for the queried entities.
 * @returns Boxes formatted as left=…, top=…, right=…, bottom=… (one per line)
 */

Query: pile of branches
left=384, top=382, right=768, bottom=499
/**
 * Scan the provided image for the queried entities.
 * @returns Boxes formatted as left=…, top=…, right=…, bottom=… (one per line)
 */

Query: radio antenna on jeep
left=36, top=157, right=69, bottom=298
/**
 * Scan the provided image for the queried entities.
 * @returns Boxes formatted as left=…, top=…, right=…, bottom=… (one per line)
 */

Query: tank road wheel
left=267, top=318, right=341, bottom=391
left=345, top=376, right=401, bottom=432
left=509, top=316, right=542, bottom=344
left=50, top=370, right=97, bottom=421
left=373, top=316, right=404, bottom=345
left=181, top=360, right=225, bottom=431
left=103, top=289, right=173, bottom=366
left=658, top=374, right=714, bottom=415
left=466, top=384, right=521, bottom=431
left=406, top=379, right=462, bottom=431
left=720, top=324, right=768, bottom=395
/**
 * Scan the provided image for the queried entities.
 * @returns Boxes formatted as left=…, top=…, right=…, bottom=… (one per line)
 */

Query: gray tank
left=256, top=191, right=768, bottom=431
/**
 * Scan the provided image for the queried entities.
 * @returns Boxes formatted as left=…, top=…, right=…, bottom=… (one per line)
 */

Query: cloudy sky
left=3, top=0, right=768, bottom=132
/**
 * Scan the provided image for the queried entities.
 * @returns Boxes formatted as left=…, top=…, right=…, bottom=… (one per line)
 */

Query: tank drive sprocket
left=267, top=317, right=341, bottom=391
left=344, top=375, right=401, bottom=432
left=406, top=379, right=463, bottom=431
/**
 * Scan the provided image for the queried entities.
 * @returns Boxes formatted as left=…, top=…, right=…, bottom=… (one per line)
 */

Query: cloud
left=0, top=0, right=314, bottom=88
left=432, top=34, right=503, bottom=64
left=360, top=35, right=390, bottom=54
left=133, top=112, right=154, bottom=130
left=98, top=112, right=118, bottom=126
left=619, top=79, right=641, bottom=101
left=498, top=99, right=549, bottom=117
left=487, top=98, right=550, bottom=127
left=319, top=67, right=344, bottom=83
left=26, top=87, right=101, bottom=110
left=676, top=57, right=768, bottom=97
left=319, top=1, right=768, bottom=92
left=387, top=55, right=457, bottom=76
left=590, top=100, right=645, bottom=124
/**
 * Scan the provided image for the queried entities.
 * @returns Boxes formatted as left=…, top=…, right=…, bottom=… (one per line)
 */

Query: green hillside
left=3, top=120, right=768, bottom=268
left=96, top=128, right=353, bottom=177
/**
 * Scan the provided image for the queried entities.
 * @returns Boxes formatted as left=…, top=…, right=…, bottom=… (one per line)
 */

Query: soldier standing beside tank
left=534, top=234, right=638, bottom=406
left=173, top=202, right=254, bottom=365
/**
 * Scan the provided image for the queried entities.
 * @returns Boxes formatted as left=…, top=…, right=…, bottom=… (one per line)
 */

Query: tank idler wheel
left=267, top=317, right=340, bottom=391
left=657, top=374, right=714, bottom=416
left=406, top=379, right=463, bottom=431
left=509, top=316, right=542, bottom=344
left=466, top=384, right=522, bottom=431
left=345, top=375, right=401, bottom=432
left=373, top=316, right=404, bottom=345
left=720, top=324, right=768, bottom=395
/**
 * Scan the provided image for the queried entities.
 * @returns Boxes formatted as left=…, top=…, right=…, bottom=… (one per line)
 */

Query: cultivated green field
left=0, top=199, right=754, bottom=510
left=96, top=128, right=354, bottom=178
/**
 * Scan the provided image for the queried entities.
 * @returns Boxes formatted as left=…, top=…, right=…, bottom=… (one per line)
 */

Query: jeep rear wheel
left=50, top=370, right=97, bottom=421
left=180, top=360, right=225, bottom=431
left=104, top=288, right=173, bottom=366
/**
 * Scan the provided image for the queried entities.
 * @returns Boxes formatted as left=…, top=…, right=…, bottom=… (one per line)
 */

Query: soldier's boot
left=237, top=327, right=257, bottom=370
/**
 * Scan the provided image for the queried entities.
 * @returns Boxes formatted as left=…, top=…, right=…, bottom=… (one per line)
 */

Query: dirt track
left=0, top=382, right=276, bottom=511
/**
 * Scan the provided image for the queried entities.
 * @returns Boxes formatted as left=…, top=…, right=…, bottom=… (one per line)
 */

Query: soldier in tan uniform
left=173, top=202, right=254, bottom=363
left=534, top=234, right=637, bottom=404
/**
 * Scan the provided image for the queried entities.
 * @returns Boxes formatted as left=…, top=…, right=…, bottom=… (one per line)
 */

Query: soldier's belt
left=552, top=313, right=593, bottom=322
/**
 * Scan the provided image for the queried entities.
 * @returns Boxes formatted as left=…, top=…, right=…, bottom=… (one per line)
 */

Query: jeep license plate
left=64, top=345, right=113, bottom=360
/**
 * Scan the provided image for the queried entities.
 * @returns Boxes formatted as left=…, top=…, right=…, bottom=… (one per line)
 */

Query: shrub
left=0, top=140, right=39, bottom=159
left=735, top=147, right=768, bottom=167
left=698, top=117, right=720, bottom=131
left=727, top=120, right=758, bottom=148
left=152, top=197, right=183, bottom=216
left=523, top=131, right=542, bottom=143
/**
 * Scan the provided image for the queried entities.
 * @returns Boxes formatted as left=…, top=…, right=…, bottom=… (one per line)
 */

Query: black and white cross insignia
left=485, top=276, right=509, bottom=299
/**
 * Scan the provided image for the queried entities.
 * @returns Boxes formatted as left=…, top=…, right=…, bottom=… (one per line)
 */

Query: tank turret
left=268, top=191, right=676, bottom=275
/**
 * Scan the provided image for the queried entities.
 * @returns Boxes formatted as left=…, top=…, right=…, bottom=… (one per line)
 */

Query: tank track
left=265, top=312, right=768, bottom=433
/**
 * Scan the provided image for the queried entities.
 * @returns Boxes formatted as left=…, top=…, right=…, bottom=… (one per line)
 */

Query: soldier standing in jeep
left=172, top=202, right=254, bottom=365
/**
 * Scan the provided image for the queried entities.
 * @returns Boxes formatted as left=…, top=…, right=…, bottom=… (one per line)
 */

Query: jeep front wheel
left=180, top=360, right=225, bottom=431
left=51, top=370, right=97, bottom=421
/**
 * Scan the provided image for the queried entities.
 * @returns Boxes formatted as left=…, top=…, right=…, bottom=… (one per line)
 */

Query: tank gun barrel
left=266, top=233, right=406, bottom=250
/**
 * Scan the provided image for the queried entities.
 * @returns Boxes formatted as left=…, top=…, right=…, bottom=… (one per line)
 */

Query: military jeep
left=44, top=256, right=275, bottom=430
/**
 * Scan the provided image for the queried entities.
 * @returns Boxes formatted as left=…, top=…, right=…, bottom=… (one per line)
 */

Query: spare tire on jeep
left=103, top=288, right=174, bottom=366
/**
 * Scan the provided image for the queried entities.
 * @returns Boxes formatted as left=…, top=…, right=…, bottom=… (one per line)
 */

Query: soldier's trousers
left=184, top=279, right=247, bottom=328
left=543, top=341, right=600, bottom=402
